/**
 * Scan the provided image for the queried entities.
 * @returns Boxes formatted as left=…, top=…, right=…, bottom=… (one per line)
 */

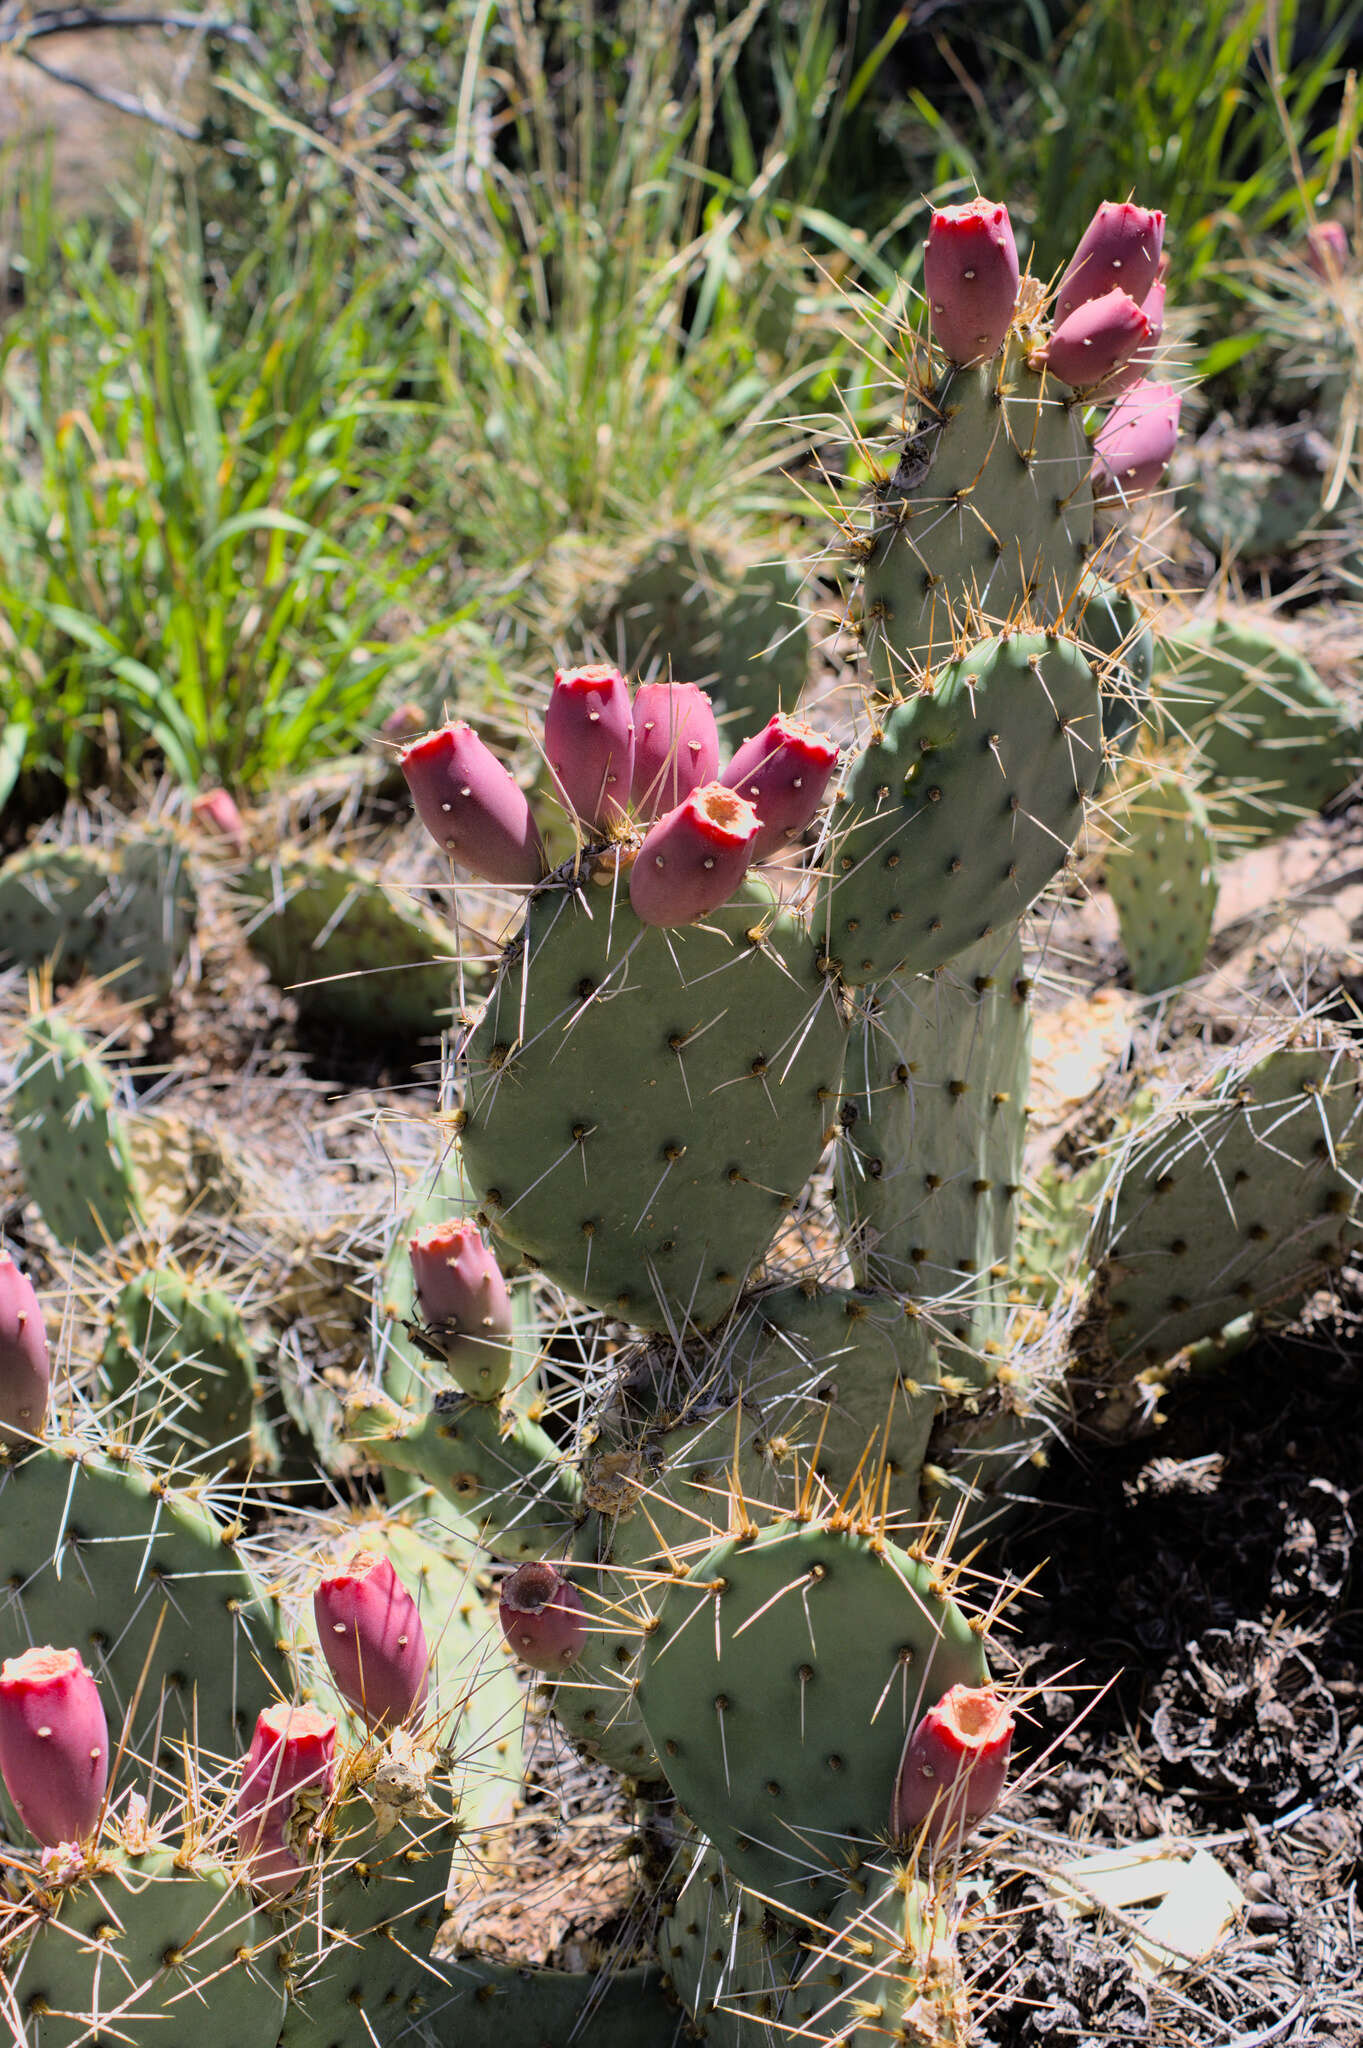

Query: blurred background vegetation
left=1, top=0, right=1361, bottom=806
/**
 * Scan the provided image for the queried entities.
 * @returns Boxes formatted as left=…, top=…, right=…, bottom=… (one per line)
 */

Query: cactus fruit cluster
left=4, top=188, right=1362, bottom=2048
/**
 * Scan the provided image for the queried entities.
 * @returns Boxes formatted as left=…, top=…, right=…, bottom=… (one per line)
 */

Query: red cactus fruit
left=236, top=1702, right=337, bottom=1900
left=1095, top=280, right=1166, bottom=400
left=722, top=714, right=840, bottom=861
left=546, top=663, right=635, bottom=829
left=0, top=1647, right=109, bottom=1848
left=1305, top=219, right=1350, bottom=281
left=1042, top=288, right=1151, bottom=391
left=191, top=787, right=247, bottom=854
left=314, top=1550, right=429, bottom=1732
left=0, top=1251, right=49, bottom=1449
left=401, top=722, right=545, bottom=884
left=630, top=682, right=721, bottom=820
left=1053, top=202, right=1165, bottom=326
left=498, top=1563, right=588, bottom=1672
left=408, top=1218, right=514, bottom=1398
left=1093, top=381, right=1182, bottom=499
left=891, top=1682, right=1014, bottom=1851
left=922, top=199, right=1020, bottom=365
left=629, top=782, right=760, bottom=927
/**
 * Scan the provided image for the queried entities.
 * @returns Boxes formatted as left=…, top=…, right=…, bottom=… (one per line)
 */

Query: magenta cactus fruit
left=721, top=714, right=840, bottom=861
left=628, top=782, right=760, bottom=927
left=1093, top=380, right=1182, bottom=498
left=1042, top=288, right=1151, bottom=391
left=236, top=1701, right=337, bottom=1900
left=314, top=1550, right=429, bottom=1732
left=498, top=1563, right=588, bottom=1672
left=546, top=662, right=635, bottom=829
left=401, top=722, right=545, bottom=884
left=0, top=1251, right=49, bottom=1449
left=922, top=199, right=1020, bottom=365
left=191, top=786, right=247, bottom=854
left=1053, top=201, right=1166, bottom=325
left=891, top=1682, right=1014, bottom=1851
left=0, top=1647, right=109, bottom=1848
left=379, top=700, right=428, bottom=744
left=630, top=682, right=721, bottom=820
left=1306, top=219, right=1350, bottom=281
left=407, top=1218, right=514, bottom=1397
left=1095, top=279, right=1166, bottom=400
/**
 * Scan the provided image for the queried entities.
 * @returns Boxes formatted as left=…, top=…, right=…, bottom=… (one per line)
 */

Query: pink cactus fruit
left=922, top=198, right=1020, bottom=365
left=1095, top=279, right=1166, bottom=400
left=379, top=701, right=428, bottom=744
left=546, top=663, right=636, bottom=829
left=0, top=1647, right=109, bottom=1848
left=236, top=1701, right=337, bottom=1900
left=314, top=1550, right=429, bottom=1732
left=191, top=787, right=247, bottom=855
left=629, top=782, right=760, bottom=927
left=891, top=1682, right=1015, bottom=1851
left=1305, top=219, right=1350, bottom=281
left=498, top=1563, right=588, bottom=1672
left=0, top=1251, right=49, bottom=1448
left=722, top=714, right=840, bottom=861
left=401, top=722, right=545, bottom=884
left=1053, top=201, right=1166, bottom=325
left=408, top=1218, right=514, bottom=1398
left=1093, top=381, right=1182, bottom=498
left=1042, top=288, right=1151, bottom=391
left=629, top=682, right=721, bottom=821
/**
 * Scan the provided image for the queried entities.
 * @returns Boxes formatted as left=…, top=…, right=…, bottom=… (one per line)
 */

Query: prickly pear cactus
left=1106, top=769, right=1218, bottom=993
left=0, top=832, right=197, bottom=1004
left=99, top=1264, right=275, bottom=1469
left=11, top=1012, right=145, bottom=1251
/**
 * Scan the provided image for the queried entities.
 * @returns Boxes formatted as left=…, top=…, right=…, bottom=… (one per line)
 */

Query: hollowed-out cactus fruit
left=637, top=1518, right=987, bottom=1912
left=835, top=931, right=1031, bottom=1379
left=0, top=832, right=197, bottom=1004
left=237, top=852, right=462, bottom=1038
left=459, top=870, right=844, bottom=1332
left=11, top=1012, right=144, bottom=1252
left=1166, top=614, right=1359, bottom=840
left=100, top=1266, right=274, bottom=1469
left=1074, top=1032, right=1363, bottom=1395
left=1107, top=771, right=1217, bottom=993
left=820, top=633, right=1102, bottom=985
left=1, top=1847, right=286, bottom=2048
left=600, top=527, right=811, bottom=731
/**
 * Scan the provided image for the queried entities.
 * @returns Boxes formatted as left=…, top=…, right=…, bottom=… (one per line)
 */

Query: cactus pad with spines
left=1107, top=771, right=1217, bottom=993
left=11, top=1012, right=144, bottom=1252
left=821, top=633, right=1101, bottom=985
left=460, top=871, right=844, bottom=1331
left=0, top=833, right=197, bottom=1004
left=638, top=1518, right=987, bottom=1912
left=100, top=1265, right=272, bottom=1468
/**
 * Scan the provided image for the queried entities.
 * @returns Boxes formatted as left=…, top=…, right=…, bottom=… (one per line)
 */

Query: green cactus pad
left=1076, top=1034, right=1363, bottom=1384
left=460, top=872, right=845, bottom=1332
left=1084, top=577, right=1153, bottom=762
left=0, top=1439, right=288, bottom=1797
left=11, top=1012, right=145, bottom=1253
left=835, top=931, right=1031, bottom=1378
left=0, top=833, right=197, bottom=1005
left=1, top=1848, right=285, bottom=2048
left=658, top=1839, right=808, bottom=2046
left=416, top=1956, right=676, bottom=2046
left=1107, top=773, right=1217, bottom=994
left=237, top=853, right=460, bottom=1038
left=100, top=1266, right=273, bottom=1469
left=343, top=1390, right=583, bottom=1563
left=801, top=1862, right=968, bottom=2047
left=638, top=1518, right=987, bottom=1913
left=821, top=633, right=1101, bottom=985
left=1168, top=615, right=1359, bottom=841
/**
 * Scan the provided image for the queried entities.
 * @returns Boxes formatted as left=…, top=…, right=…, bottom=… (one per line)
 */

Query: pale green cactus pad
left=1107, top=771, right=1218, bottom=994
left=11, top=1012, right=144, bottom=1252
left=0, top=833, right=197, bottom=1004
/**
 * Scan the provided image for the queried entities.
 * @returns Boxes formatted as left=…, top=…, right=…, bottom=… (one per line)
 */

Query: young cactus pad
left=459, top=873, right=845, bottom=1330
left=821, top=633, right=1102, bottom=985
left=11, top=1012, right=144, bottom=1252
left=1106, top=772, right=1218, bottom=994
left=637, top=1518, right=987, bottom=1912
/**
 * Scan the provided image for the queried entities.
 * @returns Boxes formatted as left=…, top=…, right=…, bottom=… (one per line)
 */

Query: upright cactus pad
left=0, top=833, right=197, bottom=1004
left=11, top=1013, right=144, bottom=1252
left=100, top=1266, right=271, bottom=1468
left=460, top=872, right=845, bottom=1331
left=1107, top=771, right=1217, bottom=993
left=638, top=1518, right=987, bottom=1912
left=821, top=633, right=1102, bottom=985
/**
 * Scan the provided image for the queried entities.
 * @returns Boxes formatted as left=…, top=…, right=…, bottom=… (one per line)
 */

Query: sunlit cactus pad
left=0, top=833, right=197, bottom=1004
left=1106, top=770, right=1218, bottom=994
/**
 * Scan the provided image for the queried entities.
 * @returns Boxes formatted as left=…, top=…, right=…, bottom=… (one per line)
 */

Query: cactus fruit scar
left=498, top=1562, right=589, bottom=1671
left=629, top=782, right=761, bottom=926
left=401, top=721, right=546, bottom=882
left=0, top=1647, right=109, bottom=1848
left=314, top=1551, right=430, bottom=1732
left=891, top=1682, right=1015, bottom=1851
